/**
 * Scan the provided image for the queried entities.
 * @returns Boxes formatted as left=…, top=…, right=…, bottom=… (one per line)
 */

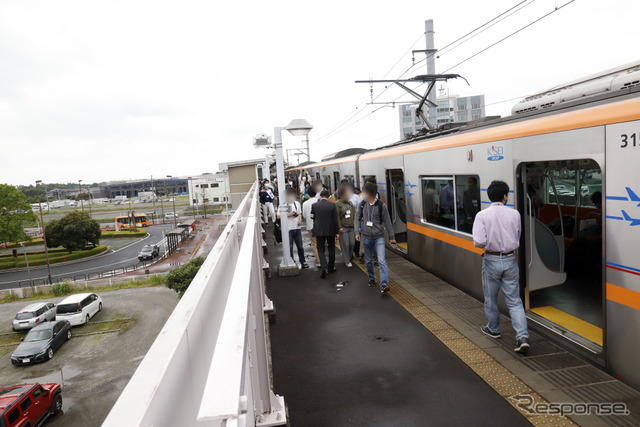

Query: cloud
left=1, top=0, right=639, bottom=185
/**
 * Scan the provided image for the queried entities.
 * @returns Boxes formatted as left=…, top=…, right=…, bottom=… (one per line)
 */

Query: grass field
left=0, top=275, right=167, bottom=304
left=0, top=245, right=108, bottom=270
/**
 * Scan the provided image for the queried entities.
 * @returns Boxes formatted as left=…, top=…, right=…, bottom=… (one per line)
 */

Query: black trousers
left=316, top=235, right=335, bottom=271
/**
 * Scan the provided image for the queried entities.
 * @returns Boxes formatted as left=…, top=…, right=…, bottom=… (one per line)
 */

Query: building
left=219, top=159, right=264, bottom=209
left=399, top=104, right=429, bottom=139
left=100, top=177, right=189, bottom=199
left=399, top=94, right=486, bottom=139
left=189, top=173, right=228, bottom=207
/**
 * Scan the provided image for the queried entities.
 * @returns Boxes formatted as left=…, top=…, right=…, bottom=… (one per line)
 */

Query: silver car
left=12, top=302, right=56, bottom=331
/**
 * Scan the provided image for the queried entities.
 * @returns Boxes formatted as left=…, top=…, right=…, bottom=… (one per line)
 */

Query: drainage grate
left=540, top=365, right=616, bottom=389
left=520, top=352, right=589, bottom=372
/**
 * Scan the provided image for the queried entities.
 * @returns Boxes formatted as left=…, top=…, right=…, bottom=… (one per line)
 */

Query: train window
left=362, top=175, right=377, bottom=186
left=421, top=177, right=455, bottom=230
left=343, top=175, right=355, bottom=187
left=456, top=175, right=481, bottom=233
left=421, top=175, right=480, bottom=234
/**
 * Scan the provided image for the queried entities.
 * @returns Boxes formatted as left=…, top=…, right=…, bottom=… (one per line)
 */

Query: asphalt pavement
left=0, top=225, right=172, bottom=289
left=0, top=287, right=179, bottom=426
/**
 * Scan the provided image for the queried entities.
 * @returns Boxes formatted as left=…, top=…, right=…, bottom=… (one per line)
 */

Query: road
left=0, top=225, right=172, bottom=289
left=0, top=287, right=179, bottom=426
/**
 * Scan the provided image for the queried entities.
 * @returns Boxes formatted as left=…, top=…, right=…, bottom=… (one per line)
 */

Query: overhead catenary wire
left=443, top=0, right=576, bottom=73
left=314, top=0, right=576, bottom=148
left=312, top=1, right=537, bottom=147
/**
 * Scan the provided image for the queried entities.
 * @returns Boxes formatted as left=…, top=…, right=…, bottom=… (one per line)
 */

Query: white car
left=12, top=302, right=56, bottom=331
left=55, top=293, right=102, bottom=326
left=165, top=212, right=178, bottom=219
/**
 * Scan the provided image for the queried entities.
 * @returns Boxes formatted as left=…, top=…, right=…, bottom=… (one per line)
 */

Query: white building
left=189, top=173, right=228, bottom=207
left=399, top=94, right=486, bottom=139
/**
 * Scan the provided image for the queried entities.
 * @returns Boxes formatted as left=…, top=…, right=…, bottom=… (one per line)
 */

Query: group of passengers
left=260, top=176, right=532, bottom=353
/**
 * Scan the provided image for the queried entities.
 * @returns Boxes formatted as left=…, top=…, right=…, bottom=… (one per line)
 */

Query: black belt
left=484, top=251, right=514, bottom=256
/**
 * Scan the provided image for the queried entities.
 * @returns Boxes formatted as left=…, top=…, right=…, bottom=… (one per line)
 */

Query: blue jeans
left=363, top=237, right=388, bottom=290
left=289, top=229, right=305, bottom=264
left=482, top=254, right=528, bottom=339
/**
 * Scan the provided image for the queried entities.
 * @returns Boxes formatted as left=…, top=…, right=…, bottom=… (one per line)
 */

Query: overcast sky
left=2, top=0, right=639, bottom=186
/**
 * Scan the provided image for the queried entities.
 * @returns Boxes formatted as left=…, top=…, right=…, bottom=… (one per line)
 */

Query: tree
left=45, top=211, right=101, bottom=253
left=0, top=184, right=38, bottom=245
left=166, top=257, right=205, bottom=297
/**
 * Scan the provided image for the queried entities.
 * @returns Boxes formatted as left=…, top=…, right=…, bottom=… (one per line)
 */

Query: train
left=286, top=61, right=640, bottom=390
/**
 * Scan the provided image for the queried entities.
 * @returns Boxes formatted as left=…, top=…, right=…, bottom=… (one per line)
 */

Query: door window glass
left=7, top=408, right=20, bottom=424
left=20, top=397, right=31, bottom=411
left=456, top=175, right=481, bottom=233
left=31, top=387, right=43, bottom=400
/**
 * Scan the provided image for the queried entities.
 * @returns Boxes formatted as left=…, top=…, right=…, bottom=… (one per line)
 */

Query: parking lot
left=0, top=287, right=178, bottom=426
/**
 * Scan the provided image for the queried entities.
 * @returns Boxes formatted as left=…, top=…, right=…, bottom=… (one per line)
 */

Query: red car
left=0, top=383, right=62, bottom=427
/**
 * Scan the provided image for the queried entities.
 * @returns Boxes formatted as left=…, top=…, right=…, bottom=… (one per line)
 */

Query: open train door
left=386, top=169, right=408, bottom=251
left=518, top=159, right=604, bottom=350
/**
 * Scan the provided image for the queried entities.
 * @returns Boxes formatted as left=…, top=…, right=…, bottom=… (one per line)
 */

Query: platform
left=264, top=225, right=640, bottom=426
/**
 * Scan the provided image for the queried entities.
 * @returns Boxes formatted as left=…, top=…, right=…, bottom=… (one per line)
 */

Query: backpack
left=358, top=199, right=384, bottom=225
left=273, top=218, right=282, bottom=243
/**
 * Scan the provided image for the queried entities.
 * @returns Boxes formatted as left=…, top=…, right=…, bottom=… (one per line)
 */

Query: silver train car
left=288, top=68, right=640, bottom=390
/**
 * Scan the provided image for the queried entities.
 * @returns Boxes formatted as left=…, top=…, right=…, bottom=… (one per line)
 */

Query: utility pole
left=425, top=19, right=437, bottom=128
left=78, top=180, right=84, bottom=212
left=202, top=186, right=207, bottom=219
left=35, top=180, right=53, bottom=285
left=305, top=134, right=310, bottom=162
left=20, top=242, right=33, bottom=290
left=151, top=175, right=156, bottom=225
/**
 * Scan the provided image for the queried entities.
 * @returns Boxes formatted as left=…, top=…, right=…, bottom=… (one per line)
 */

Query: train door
left=386, top=169, right=408, bottom=250
left=323, top=175, right=331, bottom=192
left=333, top=172, right=341, bottom=192
left=518, top=160, right=603, bottom=348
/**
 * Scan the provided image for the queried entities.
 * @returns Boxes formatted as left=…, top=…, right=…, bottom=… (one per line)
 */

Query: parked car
left=12, top=302, right=56, bottom=331
left=10, top=320, right=71, bottom=366
left=165, top=212, right=178, bottom=219
left=138, top=244, right=159, bottom=261
left=0, top=383, right=62, bottom=426
left=55, top=293, right=102, bottom=326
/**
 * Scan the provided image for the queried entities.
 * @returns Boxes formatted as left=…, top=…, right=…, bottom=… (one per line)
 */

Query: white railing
left=103, top=182, right=285, bottom=427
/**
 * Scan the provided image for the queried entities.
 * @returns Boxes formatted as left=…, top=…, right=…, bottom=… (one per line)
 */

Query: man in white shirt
left=302, top=187, right=320, bottom=267
left=278, top=188, right=309, bottom=268
left=473, top=180, right=529, bottom=354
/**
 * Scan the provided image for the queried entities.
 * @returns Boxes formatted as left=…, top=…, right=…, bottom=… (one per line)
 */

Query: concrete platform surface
left=265, top=228, right=531, bottom=427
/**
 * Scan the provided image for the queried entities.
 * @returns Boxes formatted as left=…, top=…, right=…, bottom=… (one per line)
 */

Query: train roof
left=291, top=85, right=640, bottom=170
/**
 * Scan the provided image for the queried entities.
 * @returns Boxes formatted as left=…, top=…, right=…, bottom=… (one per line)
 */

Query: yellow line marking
left=353, top=260, right=574, bottom=426
left=530, top=306, right=602, bottom=346
left=188, top=234, right=207, bottom=261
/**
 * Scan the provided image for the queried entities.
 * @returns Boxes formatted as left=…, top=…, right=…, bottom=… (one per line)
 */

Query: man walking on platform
left=278, top=188, right=309, bottom=269
left=336, top=186, right=356, bottom=267
left=472, top=180, right=530, bottom=354
left=355, top=183, right=396, bottom=294
left=302, top=187, right=320, bottom=267
left=311, top=190, right=339, bottom=278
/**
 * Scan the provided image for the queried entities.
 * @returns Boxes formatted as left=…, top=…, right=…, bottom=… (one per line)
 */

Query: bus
left=115, top=214, right=150, bottom=230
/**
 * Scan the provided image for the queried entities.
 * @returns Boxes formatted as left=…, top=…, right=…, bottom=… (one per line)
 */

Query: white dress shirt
left=472, top=202, right=521, bottom=253
left=302, top=196, right=319, bottom=231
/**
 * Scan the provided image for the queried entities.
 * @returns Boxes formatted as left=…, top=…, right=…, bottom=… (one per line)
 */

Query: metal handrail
left=103, top=182, right=285, bottom=427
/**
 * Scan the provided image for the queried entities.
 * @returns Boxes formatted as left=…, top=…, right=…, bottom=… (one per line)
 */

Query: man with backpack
left=260, top=179, right=276, bottom=224
left=278, top=188, right=309, bottom=269
left=355, top=183, right=396, bottom=293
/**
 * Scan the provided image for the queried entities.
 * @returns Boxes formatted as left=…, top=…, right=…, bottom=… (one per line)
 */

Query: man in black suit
left=311, top=190, right=339, bottom=278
